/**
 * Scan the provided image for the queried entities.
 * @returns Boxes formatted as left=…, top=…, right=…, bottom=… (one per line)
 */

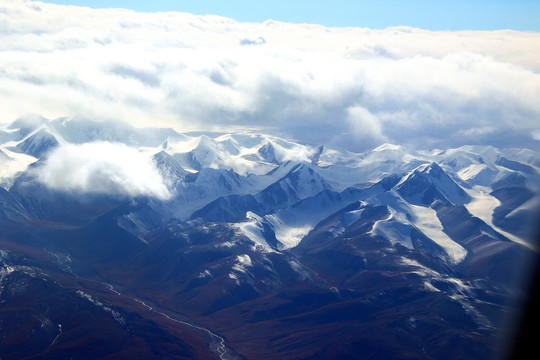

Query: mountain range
left=1, top=114, right=539, bottom=359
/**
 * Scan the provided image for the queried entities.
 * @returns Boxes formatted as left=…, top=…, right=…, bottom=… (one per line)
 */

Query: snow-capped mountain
left=0, top=115, right=539, bottom=360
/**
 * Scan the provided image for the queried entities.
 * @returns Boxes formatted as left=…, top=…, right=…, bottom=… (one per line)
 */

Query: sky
left=1, top=0, right=540, bottom=152
left=39, top=0, right=540, bottom=31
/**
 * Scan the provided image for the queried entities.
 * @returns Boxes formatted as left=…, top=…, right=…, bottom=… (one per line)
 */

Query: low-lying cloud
left=36, top=142, right=172, bottom=200
left=1, top=1, right=540, bottom=151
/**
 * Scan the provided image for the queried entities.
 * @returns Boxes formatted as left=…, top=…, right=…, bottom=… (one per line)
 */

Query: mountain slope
left=0, top=115, right=538, bottom=360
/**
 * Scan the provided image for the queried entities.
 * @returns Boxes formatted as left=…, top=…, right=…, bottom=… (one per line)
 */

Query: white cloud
left=35, top=142, right=172, bottom=200
left=1, top=1, right=540, bottom=151
left=346, top=106, right=386, bottom=142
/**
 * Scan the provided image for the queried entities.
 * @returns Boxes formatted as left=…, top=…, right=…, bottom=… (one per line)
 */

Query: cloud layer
left=1, top=1, right=540, bottom=151
left=36, top=142, right=172, bottom=199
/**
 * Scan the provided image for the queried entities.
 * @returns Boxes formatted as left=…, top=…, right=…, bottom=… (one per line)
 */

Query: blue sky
left=39, top=0, right=540, bottom=31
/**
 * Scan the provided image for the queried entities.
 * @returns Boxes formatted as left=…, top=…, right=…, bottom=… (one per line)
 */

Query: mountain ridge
left=0, top=115, right=539, bottom=359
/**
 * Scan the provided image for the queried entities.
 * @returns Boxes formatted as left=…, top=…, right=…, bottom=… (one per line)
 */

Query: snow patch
left=409, top=204, right=467, bottom=264
left=399, top=257, right=441, bottom=278
left=198, top=270, right=213, bottom=278
left=235, top=212, right=275, bottom=251
left=232, top=254, right=252, bottom=273
left=341, top=208, right=365, bottom=227
left=0, top=148, right=37, bottom=189
left=76, top=290, right=125, bottom=326
left=288, top=259, right=310, bottom=280
left=465, top=186, right=529, bottom=247
left=265, top=214, right=312, bottom=250
left=371, top=207, right=414, bottom=249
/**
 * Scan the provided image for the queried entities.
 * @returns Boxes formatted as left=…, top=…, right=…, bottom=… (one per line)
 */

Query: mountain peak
left=0, top=149, right=12, bottom=161
left=8, top=113, right=48, bottom=132
left=372, top=143, right=405, bottom=152
left=396, top=162, right=471, bottom=206
left=13, top=128, right=61, bottom=158
left=258, top=142, right=278, bottom=163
